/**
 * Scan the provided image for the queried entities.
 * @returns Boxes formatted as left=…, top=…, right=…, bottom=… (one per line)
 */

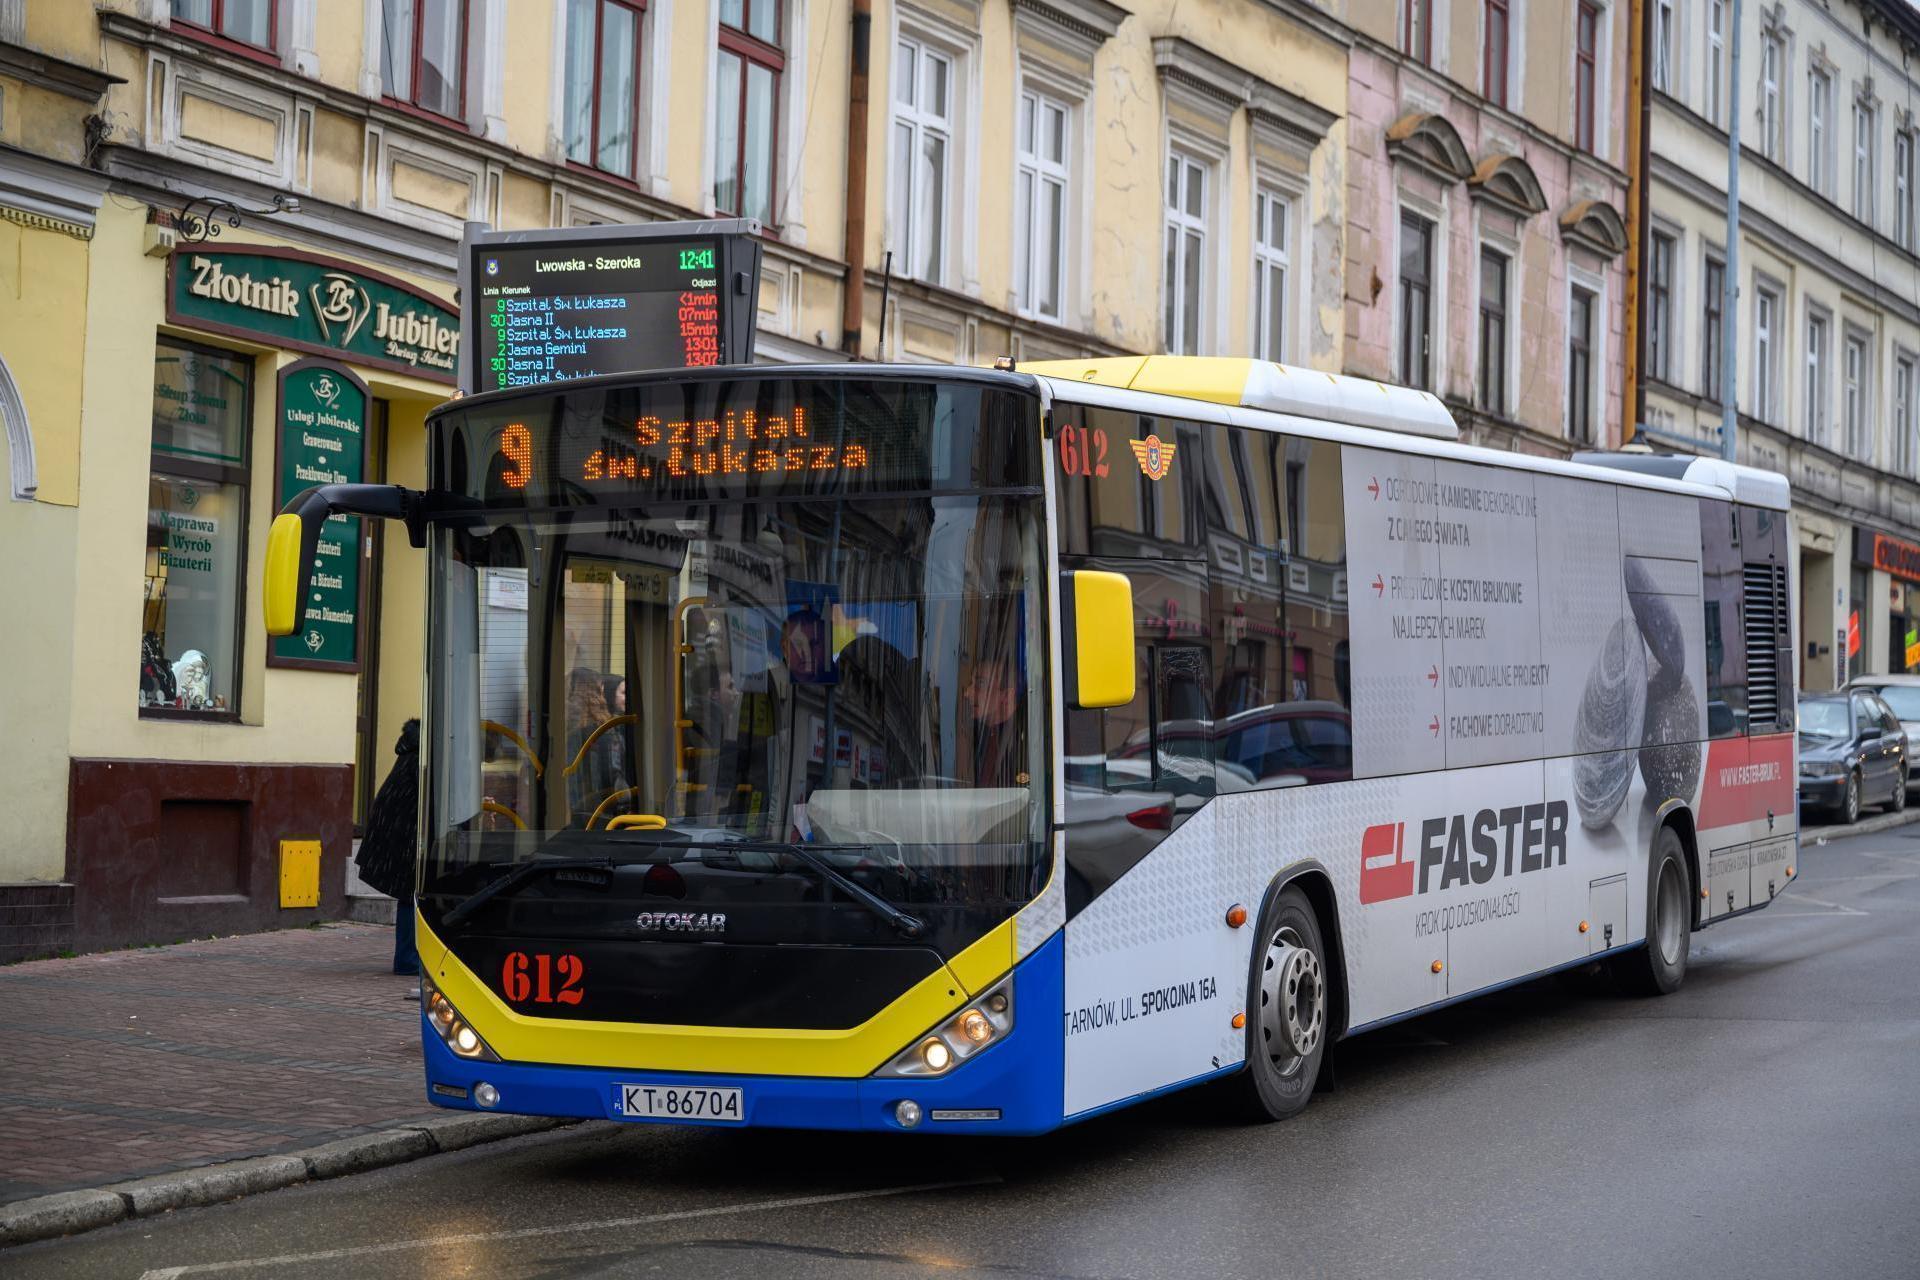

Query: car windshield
left=1866, top=685, right=1920, bottom=721
left=1798, top=698, right=1851, bottom=739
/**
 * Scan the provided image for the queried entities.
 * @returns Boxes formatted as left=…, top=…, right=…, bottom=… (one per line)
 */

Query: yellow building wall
left=0, top=220, right=89, bottom=506
left=0, top=490, right=79, bottom=882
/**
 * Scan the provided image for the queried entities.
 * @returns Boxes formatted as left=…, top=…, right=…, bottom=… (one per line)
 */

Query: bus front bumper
left=420, top=931, right=1065, bottom=1135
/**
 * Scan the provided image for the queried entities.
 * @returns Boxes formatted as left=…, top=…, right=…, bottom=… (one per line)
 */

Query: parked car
left=1798, top=690, right=1908, bottom=824
left=1846, top=674, right=1920, bottom=775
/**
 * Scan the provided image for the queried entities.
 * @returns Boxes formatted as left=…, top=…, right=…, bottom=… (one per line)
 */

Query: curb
left=0, top=1113, right=571, bottom=1249
left=1803, top=805, right=1920, bottom=843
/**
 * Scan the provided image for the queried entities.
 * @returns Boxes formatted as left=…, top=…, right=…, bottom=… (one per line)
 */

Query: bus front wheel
left=1227, top=886, right=1329, bottom=1123
left=1611, top=825, right=1690, bottom=997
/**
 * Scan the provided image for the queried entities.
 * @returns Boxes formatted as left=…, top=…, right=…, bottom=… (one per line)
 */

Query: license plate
left=615, top=1083, right=744, bottom=1123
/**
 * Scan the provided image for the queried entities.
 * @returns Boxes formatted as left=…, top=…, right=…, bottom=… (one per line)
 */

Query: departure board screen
left=470, top=238, right=729, bottom=391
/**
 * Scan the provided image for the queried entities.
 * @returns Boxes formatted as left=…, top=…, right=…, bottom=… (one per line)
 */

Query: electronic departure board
left=459, top=220, right=762, bottom=395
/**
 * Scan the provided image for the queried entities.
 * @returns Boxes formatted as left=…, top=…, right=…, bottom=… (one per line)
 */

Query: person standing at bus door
left=599, top=675, right=630, bottom=790
left=963, top=654, right=1028, bottom=787
left=567, top=668, right=620, bottom=818
left=356, top=719, right=421, bottom=988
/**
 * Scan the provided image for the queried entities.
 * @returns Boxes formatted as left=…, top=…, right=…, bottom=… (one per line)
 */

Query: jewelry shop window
left=142, top=339, right=252, bottom=717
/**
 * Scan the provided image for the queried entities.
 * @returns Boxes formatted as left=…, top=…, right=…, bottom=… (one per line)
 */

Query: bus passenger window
left=1699, top=499, right=1746, bottom=738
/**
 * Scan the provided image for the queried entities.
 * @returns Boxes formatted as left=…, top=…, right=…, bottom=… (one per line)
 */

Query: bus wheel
left=1229, top=886, right=1329, bottom=1122
left=1611, top=825, right=1690, bottom=997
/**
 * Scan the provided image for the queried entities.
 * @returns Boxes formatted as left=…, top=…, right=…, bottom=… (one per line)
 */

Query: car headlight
left=1802, top=760, right=1844, bottom=777
left=873, top=980, right=1013, bottom=1077
left=422, top=974, right=501, bottom=1062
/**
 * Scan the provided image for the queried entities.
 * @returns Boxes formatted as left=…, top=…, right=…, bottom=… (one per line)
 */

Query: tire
left=1842, top=771, right=1862, bottom=825
left=1611, top=825, right=1691, bottom=997
left=1225, top=886, right=1330, bottom=1122
left=1887, top=768, right=1908, bottom=814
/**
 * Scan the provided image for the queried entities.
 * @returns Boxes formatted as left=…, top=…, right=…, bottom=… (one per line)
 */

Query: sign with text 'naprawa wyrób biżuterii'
left=168, top=245, right=459, bottom=383
left=272, top=362, right=366, bottom=670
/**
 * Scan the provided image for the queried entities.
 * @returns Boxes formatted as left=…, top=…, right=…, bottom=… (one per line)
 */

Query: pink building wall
left=1341, top=44, right=1630, bottom=453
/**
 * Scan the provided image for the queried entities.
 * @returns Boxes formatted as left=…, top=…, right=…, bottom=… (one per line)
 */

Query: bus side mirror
left=1063, top=570, right=1135, bottom=709
left=263, top=512, right=315, bottom=637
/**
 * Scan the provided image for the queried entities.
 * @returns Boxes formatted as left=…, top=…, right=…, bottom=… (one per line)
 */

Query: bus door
left=1060, top=556, right=1213, bottom=917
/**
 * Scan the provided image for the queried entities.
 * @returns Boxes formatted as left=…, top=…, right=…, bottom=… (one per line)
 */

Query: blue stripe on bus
left=421, top=929, right=1068, bottom=1135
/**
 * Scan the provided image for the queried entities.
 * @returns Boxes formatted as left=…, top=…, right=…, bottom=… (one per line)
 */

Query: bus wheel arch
left=1652, top=801, right=1701, bottom=930
left=1257, top=863, right=1350, bottom=1044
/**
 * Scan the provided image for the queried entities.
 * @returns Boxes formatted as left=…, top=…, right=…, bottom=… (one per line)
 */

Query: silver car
left=1847, top=674, right=1920, bottom=776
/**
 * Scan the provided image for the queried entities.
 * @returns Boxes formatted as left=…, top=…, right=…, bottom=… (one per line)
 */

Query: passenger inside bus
left=962, top=653, right=1028, bottom=788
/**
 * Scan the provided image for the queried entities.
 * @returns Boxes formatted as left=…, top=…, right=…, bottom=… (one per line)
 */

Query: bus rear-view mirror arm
left=264, top=483, right=428, bottom=638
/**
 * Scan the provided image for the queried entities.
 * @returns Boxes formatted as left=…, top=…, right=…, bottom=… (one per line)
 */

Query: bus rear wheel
left=1227, top=886, right=1329, bottom=1122
left=1610, top=825, right=1690, bottom=997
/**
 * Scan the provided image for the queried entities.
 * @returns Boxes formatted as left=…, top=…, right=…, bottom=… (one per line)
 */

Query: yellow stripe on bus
left=416, top=909, right=1022, bottom=1077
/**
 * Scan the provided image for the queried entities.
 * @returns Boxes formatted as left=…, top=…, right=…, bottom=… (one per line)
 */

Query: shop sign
left=271, top=361, right=366, bottom=671
left=1855, top=528, right=1920, bottom=583
left=168, top=245, right=459, bottom=383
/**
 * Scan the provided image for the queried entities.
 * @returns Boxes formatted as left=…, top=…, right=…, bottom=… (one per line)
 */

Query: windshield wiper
left=439, top=857, right=616, bottom=931
left=676, top=840, right=926, bottom=940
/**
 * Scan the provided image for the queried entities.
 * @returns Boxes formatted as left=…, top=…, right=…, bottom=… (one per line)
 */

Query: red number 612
left=501, top=951, right=585, bottom=1005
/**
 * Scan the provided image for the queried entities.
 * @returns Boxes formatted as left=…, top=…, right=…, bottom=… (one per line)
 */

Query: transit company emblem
left=1130, top=433, right=1176, bottom=481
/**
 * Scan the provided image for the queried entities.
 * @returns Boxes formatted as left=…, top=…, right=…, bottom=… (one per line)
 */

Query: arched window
left=0, top=354, right=34, bottom=501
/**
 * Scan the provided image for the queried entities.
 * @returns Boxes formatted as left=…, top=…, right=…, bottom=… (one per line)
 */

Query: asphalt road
left=13, top=827, right=1920, bottom=1280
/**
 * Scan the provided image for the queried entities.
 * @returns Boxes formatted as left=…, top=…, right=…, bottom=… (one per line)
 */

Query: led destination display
left=472, top=240, right=730, bottom=392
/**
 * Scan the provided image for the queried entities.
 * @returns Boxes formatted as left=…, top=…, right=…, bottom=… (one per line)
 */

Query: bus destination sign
left=463, top=221, right=763, bottom=395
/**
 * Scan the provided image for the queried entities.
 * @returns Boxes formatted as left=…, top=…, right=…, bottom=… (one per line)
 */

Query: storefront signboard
left=271, top=361, right=367, bottom=671
left=168, top=245, right=459, bottom=383
left=1855, top=527, right=1920, bottom=583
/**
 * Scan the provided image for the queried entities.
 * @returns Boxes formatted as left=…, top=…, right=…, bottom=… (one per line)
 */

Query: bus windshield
left=419, top=374, right=1048, bottom=952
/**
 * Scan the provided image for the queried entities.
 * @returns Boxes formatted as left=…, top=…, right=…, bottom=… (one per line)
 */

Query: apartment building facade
left=1643, top=0, right=1920, bottom=690
left=0, top=0, right=1358, bottom=956
left=1340, top=0, right=1634, bottom=454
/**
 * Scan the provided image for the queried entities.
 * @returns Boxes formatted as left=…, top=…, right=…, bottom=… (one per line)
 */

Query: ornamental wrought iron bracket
left=176, top=193, right=302, bottom=245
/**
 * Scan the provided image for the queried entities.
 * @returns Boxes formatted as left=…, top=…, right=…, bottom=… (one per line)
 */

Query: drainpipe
left=1721, top=0, right=1744, bottom=463
left=841, top=0, right=873, bottom=358
left=1623, top=0, right=1651, bottom=448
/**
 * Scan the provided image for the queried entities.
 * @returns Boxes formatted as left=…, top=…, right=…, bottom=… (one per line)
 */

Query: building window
left=1253, top=187, right=1291, bottom=362
left=1484, top=0, right=1511, bottom=107
left=1404, top=0, right=1432, bottom=66
left=1760, top=33, right=1784, bottom=160
left=1568, top=285, right=1595, bottom=444
left=1015, top=89, right=1069, bottom=322
left=715, top=0, right=784, bottom=225
left=380, top=0, right=468, bottom=120
left=563, top=0, right=643, bottom=178
left=1703, top=254, right=1725, bottom=401
left=171, top=0, right=275, bottom=51
left=1648, top=231, right=1674, bottom=383
left=1897, top=130, right=1915, bottom=250
left=1754, top=284, right=1780, bottom=423
left=1805, top=309, right=1830, bottom=445
left=1164, top=151, right=1209, bottom=355
left=1843, top=333, right=1869, bottom=459
left=1809, top=70, right=1831, bottom=197
left=143, top=339, right=251, bottom=718
left=1706, top=0, right=1727, bottom=126
left=1399, top=210, right=1435, bottom=389
left=891, top=35, right=952, bottom=284
left=1575, top=2, right=1599, bottom=152
left=1854, top=102, right=1877, bottom=227
left=1651, top=0, right=1674, bottom=94
left=1895, top=355, right=1916, bottom=476
left=1478, top=246, right=1508, bottom=414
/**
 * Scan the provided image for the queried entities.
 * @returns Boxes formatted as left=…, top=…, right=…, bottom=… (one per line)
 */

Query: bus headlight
left=421, top=975, right=501, bottom=1062
left=874, top=979, right=1013, bottom=1077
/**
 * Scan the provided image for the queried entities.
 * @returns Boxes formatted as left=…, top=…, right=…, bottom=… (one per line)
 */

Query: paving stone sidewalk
left=0, top=922, right=440, bottom=1206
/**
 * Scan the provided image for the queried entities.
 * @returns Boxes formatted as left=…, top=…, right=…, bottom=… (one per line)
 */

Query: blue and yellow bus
left=265, top=356, right=1798, bottom=1133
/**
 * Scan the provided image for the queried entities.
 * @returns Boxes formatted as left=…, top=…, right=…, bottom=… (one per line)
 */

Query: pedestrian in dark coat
left=355, top=719, right=420, bottom=977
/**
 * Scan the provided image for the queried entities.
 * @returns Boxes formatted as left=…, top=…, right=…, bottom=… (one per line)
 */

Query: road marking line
left=1781, top=892, right=1869, bottom=915
left=133, top=1177, right=1001, bottom=1278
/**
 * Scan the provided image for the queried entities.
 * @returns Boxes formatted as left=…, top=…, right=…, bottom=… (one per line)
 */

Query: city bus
left=264, top=355, right=1798, bottom=1132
